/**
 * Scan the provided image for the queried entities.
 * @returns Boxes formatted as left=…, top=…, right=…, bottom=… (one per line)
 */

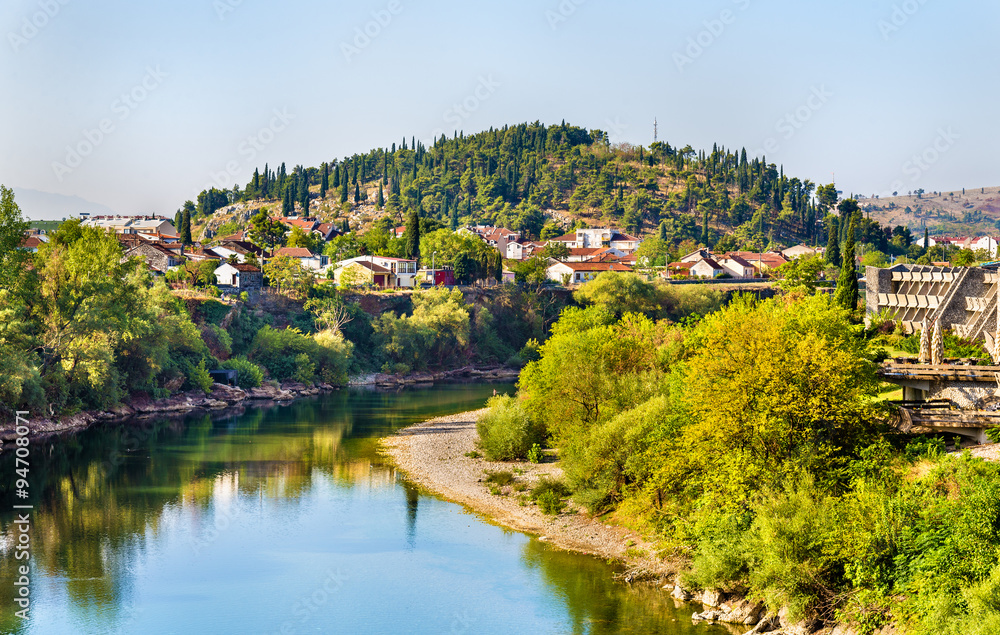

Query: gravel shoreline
left=381, top=409, right=676, bottom=580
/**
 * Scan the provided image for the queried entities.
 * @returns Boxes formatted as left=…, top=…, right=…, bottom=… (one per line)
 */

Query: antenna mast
left=653, top=118, right=658, bottom=143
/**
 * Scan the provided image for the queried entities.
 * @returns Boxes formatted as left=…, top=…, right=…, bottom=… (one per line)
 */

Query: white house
left=549, top=228, right=640, bottom=253
left=679, top=249, right=713, bottom=263
left=545, top=260, right=633, bottom=285
left=84, top=216, right=178, bottom=240
left=717, top=255, right=755, bottom=279
left=971, top=236, right=998, bottom=258
left=506, top=240, right=546, bottom=260
left=689, top=257, right=725, bottom=278
left=214, top=263, right=263, bottom=289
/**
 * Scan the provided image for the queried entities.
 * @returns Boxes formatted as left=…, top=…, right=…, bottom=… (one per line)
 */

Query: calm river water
left=0, top=385, right=733, bottom=635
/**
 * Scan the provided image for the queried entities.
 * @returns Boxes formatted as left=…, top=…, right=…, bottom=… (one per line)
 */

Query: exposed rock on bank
left=351, top=366, right=520, bottom=388
left=1, top=381, right=336, bottom=441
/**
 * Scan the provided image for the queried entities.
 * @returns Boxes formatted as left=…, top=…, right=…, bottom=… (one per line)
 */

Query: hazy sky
left=2, top=0, right=996, bottom=217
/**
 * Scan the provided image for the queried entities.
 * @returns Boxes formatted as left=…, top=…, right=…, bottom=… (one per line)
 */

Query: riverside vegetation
left=474, top=272, right=1000, bottom=635
left=0, top=186, right=570, bottom=418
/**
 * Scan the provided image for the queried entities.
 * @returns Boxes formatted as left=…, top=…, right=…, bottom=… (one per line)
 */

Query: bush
left=189, top=359, right=213, bottom=394
left=484, top=470, right=515, bottom=486
left=221, top=356, right=264, bottom=389
left=476, top=395, right=545, bottom=461
left=527, top=443, right=542, bottom=464
left=531, top=477, right=570, bottom=515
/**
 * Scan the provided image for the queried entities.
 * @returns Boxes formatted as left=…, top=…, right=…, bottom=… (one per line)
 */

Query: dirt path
left=380, top=409, right=675, bottom=580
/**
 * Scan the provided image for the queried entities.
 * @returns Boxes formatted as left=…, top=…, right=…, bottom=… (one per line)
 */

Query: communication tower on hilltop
left=653, top=118, right=658, bottom=143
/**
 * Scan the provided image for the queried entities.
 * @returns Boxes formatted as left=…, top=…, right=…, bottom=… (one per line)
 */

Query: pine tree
left=834, top=214, right=859, bottom=311
left=826, top=218, right=841, bottom=267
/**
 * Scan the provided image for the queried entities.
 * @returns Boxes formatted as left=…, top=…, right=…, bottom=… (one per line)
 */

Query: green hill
left=184, top=120, right=905, bottom=257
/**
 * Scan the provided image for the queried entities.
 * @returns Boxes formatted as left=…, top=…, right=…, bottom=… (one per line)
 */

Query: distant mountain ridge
left=12, top=188, right=119, bottom=221
left=859, top=186, right=1000, bottom=236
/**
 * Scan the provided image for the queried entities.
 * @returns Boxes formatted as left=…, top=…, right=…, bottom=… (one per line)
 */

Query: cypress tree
left=377, top=182, right=384, bottom=209
left=404, top=209, right=421, bottom=262
left=354, top=182, right=360, bottom=204
left=298, top=173, right=309, bottom=212
left=834, top=214, right=859, bottom=311
left=340, top=176, right=348, bottom=204
left=924, top=227, right=930, bottom=253
left=701, top=207, right=710, bottom=246
left=320, top=163, right=329, bottom=198
left=826, top=218, right=841, bottom=267
left=333, top=164, right=340, bottom=188
left=283, top=185, right=294, bottom=216
left=181, top=207, right=192, bottom=245
left=658, top=221, right=668, bottom=242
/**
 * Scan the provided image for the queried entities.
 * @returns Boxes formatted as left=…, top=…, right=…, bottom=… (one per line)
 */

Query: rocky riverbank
left=382, top=409, right=888, bottom=635
left=350, top=365, right=520, bottom=388
left=0, top=381, right=334, bottom=441
left=380, top=408, right=675, bottom=579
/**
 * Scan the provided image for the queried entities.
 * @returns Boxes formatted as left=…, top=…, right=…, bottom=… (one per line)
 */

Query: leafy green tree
left=373, top=287, right=471, bottom=369
left=0, top=185, right=29, bottom=293
left=776, top=255, right=826, bottom=294
left=286, top=225, right=320, bottom=253
left=540, top=241, right=570, bottom=261
left=249, top=210, right=287, bottom=252
left=573, top=272, right=662, bottom=318
left=263, top=254, right=312, bottom=298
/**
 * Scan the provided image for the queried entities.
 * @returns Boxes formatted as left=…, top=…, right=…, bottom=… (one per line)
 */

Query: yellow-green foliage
left=374, top=287, right=470, bottom=370
left=476, top=395, right=545, bottom=461
left=249, top=326, right=353, bottom=385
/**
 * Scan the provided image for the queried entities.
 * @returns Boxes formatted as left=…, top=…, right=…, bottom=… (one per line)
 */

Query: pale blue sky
left=2, top=0, right=997, bottom=217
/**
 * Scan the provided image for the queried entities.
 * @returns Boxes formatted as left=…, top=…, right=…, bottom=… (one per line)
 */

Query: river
left=0, top=385, right=733, bottom=635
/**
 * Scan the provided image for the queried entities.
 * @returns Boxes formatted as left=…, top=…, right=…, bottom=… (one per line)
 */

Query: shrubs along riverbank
left=466, top=275, right=1000, bottom=635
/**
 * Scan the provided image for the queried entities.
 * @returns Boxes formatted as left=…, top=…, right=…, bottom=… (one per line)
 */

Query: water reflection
left=0, top=385, right=720, bottom=635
